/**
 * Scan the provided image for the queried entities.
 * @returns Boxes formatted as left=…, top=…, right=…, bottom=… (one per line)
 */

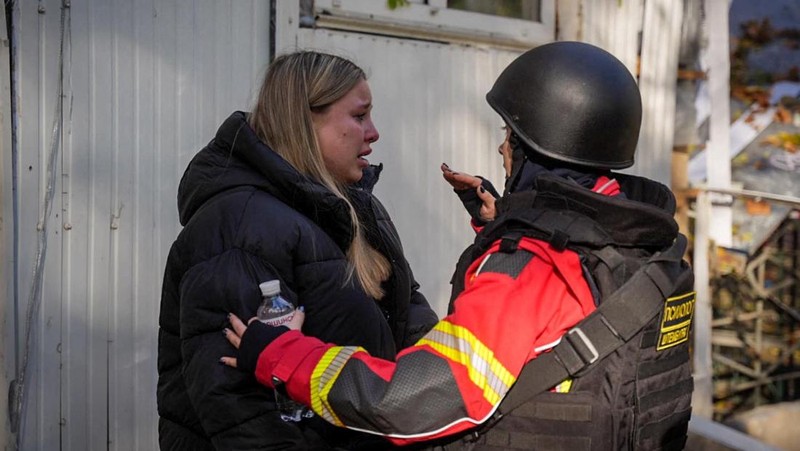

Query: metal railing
left=691, top=186, right=800, bottom=421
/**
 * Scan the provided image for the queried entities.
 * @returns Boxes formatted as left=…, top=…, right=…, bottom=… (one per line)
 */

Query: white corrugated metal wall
left=10, top=1, right=270, bottom=449
left=1, top=3, right=14, bottom=447
left=636, top=0, right=684, bottom=186
left=561, top=0, right=643, bottom=75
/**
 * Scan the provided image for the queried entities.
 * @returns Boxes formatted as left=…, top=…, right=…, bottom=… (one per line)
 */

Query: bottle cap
left=259, top=280, right=281, bottom=297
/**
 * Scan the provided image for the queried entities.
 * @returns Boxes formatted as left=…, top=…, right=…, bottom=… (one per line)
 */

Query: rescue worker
left=221, top=41, right=695, bottom=450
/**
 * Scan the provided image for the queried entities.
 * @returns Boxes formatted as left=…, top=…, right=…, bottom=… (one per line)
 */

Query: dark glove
left=454, top=176, right=500, bottom=225
left=238, top=322, right=289, bottom=373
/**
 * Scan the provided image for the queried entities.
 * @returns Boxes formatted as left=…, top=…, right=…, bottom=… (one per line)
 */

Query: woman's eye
left=355, top=114, right=366, bottom=121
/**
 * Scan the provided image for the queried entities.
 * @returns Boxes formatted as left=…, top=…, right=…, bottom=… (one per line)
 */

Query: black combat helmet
left=486, top=41, right=642, bottom=170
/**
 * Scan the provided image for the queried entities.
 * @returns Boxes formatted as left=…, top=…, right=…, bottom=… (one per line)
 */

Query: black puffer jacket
left=157, top=111, right=438, bottom=450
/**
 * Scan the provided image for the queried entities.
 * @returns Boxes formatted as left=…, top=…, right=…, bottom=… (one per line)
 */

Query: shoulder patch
left=476, top=250, right=534, bottom=279
left=657, top=291, right=696, bottom=351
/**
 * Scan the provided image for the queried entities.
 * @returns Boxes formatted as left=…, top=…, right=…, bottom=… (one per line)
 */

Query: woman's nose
left=366, top=121, right=379, bottom=143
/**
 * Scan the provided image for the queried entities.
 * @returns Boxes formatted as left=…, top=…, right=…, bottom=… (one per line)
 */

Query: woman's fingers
left=229, top=313, right=248, bottom=336
left=454, top=173, right=482, bottom=188
left=221, top=313, right=264, bottom=367
left=477, top=185, right=498, bottom=221
left=223, top=327, right=241, bottom=349
left=224, top=313, right=250, bottom=349
left=441, top=163, right=481, bottom=190
left=224, top=310, right=301, bottom=361
left=441, top=165, right=464, bottom=189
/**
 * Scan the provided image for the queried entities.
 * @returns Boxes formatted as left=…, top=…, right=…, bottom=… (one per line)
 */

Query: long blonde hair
left=249, top=51, right=391, bottom=299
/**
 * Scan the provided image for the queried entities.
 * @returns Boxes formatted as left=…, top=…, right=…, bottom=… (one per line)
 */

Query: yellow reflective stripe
left=309, top=346, right=360, bottom=426
left=435, top=321, right=516, bottom=387
left=418, top=320, right=515, bottom=405
left=418, top=338, right=501, bottom=404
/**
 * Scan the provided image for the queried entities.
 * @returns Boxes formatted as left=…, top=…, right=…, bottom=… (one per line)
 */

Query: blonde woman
left=157, top=51, right=438, bottom=450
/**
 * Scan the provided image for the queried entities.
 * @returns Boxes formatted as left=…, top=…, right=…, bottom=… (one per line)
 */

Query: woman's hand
left=220, top=309, right=305, bottom=369
left=441, top=163, right=499, bottom=223
left=441, top=162, right=482, bottom=191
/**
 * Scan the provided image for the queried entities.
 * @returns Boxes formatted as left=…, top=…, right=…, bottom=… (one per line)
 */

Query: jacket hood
left=177, top=111, right=381, bottom=250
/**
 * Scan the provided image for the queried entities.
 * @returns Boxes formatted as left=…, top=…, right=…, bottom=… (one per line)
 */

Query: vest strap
left=548, top=229, right=570, bottom=251
left=498, top=234, right=688, bottom=416
left=593, top=245, right=625, bottom=270
left=499, top=232, right=523, bottom=253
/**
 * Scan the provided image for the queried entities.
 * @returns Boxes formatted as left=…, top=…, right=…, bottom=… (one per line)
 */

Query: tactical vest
left=442, top=174, right=695, bottom=451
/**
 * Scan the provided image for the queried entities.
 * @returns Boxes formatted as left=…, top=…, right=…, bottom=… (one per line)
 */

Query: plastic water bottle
left=256, top=280, right=295, bottom=327
left=255, top=280, right=313, bottom=422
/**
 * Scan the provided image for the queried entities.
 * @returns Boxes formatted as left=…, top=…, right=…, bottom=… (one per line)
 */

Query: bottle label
left=261, top=312, right=294, bottom=327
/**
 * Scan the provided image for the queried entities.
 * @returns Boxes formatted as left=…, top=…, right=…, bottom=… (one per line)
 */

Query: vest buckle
left=566, top=327, right=599, bottom=365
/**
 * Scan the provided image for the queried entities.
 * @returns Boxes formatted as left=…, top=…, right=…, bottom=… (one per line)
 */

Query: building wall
left=1, top=3, right=14, bottom=447
left=10, top=1, right=270, bottom=449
